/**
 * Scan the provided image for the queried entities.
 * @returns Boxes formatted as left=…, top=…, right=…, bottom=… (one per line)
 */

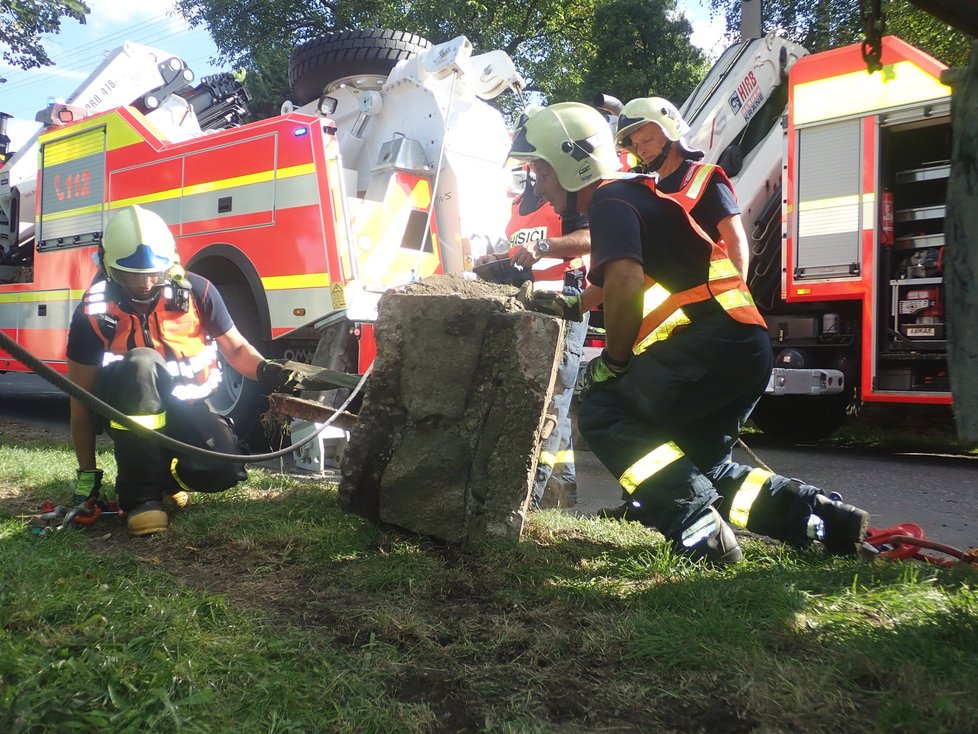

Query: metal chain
left=860, top=0, right=886, bottom=74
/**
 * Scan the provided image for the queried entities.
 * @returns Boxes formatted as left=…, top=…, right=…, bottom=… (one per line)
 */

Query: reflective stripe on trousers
left=539, top=449, right=575, bottom=469
left=727, top=468, right=774, bottom=529
left=109, top=411, right=167, bottom=431
left=619, top=441, right=685, bottom=494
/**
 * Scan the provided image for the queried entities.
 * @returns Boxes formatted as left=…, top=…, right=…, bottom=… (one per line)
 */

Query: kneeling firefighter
left=511, top=103, right=870, bottom=563
left=66, top=205, right=296, bottom=536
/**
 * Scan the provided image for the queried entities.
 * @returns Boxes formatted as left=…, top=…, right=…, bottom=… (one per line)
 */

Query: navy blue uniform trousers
left=96, top=348, right=247, bottom=511
left=579, top=316, right=821, bottom=544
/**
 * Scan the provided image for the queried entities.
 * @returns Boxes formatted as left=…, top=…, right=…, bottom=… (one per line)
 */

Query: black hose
left=0, top=328, right=368, bottom=464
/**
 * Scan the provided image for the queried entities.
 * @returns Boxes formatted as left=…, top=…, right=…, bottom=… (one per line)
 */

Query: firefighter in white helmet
left=66, top=205, right=295, bottom=536
left=512, top=102, right=869, bottom=563
left=616, top=97, right=750, bottom=280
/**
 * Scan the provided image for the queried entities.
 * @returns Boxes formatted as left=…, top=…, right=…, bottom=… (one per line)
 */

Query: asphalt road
left=3, top=370, right=977, bottom=550
left=0, top=372, right=70, bottom=421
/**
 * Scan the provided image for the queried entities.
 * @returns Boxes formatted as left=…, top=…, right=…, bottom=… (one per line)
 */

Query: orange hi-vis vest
left=506, top=195, right=587, bottom=291
left=82, top=279, right=222, bottom=401
left=600, top=175, right=766, bottom=355
left=664, top=162, right=734, bottom=248
left=670, top=162, right=733, bottom=210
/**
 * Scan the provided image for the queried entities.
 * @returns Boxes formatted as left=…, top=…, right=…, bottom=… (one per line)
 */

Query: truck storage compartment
left=876, top=113, right=952, bottom=395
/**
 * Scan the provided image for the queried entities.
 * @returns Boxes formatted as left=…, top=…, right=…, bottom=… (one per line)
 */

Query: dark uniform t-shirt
left=587, top=176, right=714, bottom=296
left=67, top=272, right=234, bottom=366
left=587, top=175, right=761, bottom=375
left=656, top=159, right=739, bottom=243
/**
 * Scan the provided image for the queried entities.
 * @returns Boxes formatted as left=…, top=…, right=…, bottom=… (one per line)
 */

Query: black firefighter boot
left=675, top=506, right=744, bottom=565
left=812, top=493, right=870, bottom=555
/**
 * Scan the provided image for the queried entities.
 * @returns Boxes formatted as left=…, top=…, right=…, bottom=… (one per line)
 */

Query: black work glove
left=528, top=291, right=584, bottom=322
left=256, top=359, right=299, bottom=392
left=579, top=350, right=631, bottom=400
left=72, top=468, right=103, bottom=505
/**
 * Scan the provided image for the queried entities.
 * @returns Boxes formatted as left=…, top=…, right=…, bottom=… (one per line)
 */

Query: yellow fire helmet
left=101, top=205, right=177, bottom=277
left=508, top=102, right=620, bottom=192
left=615, top=97, right=704, bottom=160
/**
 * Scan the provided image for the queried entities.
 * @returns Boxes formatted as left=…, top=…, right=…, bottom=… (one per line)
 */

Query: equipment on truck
left=0, top=32, right=524, bottom=461
left=626, top=31, right=956, bottom=441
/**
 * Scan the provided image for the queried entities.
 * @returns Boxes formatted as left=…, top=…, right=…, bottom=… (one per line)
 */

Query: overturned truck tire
left=289, top=29, right=432, bottom=105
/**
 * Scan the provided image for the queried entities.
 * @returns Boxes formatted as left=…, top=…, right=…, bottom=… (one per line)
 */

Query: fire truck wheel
left=748, top=393, right=849, bottom=443
left=288, top=29, right=431, bottom=106
left=207, top=284, right=271, bottom=450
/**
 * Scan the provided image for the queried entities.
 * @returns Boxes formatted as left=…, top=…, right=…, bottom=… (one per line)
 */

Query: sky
left=0, top=0, right=728, bottom=150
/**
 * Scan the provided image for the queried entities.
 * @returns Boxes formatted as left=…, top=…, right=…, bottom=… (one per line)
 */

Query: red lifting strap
left=864, top=523, right=978, bottom=567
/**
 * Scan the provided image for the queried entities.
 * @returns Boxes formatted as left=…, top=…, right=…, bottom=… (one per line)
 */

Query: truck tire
left=207, top=283, right=271, bottom=450
left=289, top=29, right=432, bottom=105
left=748, top=393, right=849, bottom=443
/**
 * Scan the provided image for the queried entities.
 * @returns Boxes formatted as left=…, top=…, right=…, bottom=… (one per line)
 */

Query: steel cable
left=0, top=328, right=370, bottom=464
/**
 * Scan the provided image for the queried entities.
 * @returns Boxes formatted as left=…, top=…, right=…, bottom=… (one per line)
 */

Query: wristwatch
left=535, top=240, right=551, bottom=257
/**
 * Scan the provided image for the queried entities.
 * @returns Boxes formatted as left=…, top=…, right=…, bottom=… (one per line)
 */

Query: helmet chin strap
left=645, top=139, right=673, bottom=173
left=563, top=190, right=578, bottom=217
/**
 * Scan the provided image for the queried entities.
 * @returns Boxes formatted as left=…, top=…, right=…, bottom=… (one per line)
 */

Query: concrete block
left=339, top=274, right=563, bottom=544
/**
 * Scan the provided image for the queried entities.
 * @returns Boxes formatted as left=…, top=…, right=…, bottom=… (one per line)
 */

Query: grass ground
left=2, top=421, right=978, bottom=733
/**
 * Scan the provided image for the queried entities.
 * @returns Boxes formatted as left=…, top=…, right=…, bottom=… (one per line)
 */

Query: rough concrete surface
left=339, top=274, right=564, bottom=544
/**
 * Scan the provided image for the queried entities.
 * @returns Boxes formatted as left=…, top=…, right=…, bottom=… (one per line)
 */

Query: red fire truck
left=0, top=32, right=522, bottom=444
left=678, top=33, right=955, bottom=440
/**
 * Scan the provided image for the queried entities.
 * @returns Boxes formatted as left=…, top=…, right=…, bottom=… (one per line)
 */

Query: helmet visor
left=110, top=268, right=168, bottom=300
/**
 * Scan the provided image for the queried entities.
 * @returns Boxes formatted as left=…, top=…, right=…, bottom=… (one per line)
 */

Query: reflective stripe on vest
left=728, top=468, right=774, bottom=529
left=665, top=162, right=738, bottom=257
left=619, top=441, right=685, bottom=494
left=676, top=162, right=721, bottom=207
left=604, top=176, right=765, bottom=355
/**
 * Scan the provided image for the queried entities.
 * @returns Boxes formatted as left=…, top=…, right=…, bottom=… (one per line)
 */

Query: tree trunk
left=942, top=43, right=978, bottom=442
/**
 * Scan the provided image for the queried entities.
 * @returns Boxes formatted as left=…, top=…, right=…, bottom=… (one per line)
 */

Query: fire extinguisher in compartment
left=880, top=190, right=894, bottom=247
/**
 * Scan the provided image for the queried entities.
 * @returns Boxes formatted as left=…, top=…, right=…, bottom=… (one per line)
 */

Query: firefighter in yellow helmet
left=512, top=103, right=869, bottom=563
left=66, top=206, right=294, bottom=536
left=616, top=97, right=749, bottom=279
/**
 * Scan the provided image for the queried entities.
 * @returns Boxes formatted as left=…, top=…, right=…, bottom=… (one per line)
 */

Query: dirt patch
left=397, top=273, right=519, bottom=303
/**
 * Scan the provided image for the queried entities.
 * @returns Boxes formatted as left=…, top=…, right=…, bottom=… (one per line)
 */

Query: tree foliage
left=708, top=0, right=972, bottom=67
left=583, top=0, right=708, bottom=106
left=174, top=0, right=706, bottom=118
left=0, top=0, right=89, bottom=69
